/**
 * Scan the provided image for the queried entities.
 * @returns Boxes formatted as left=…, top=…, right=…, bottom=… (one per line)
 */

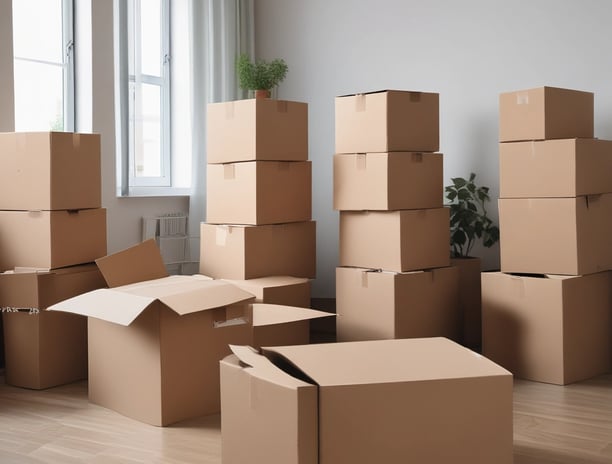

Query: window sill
left=116, top=186, right=191, bottom=198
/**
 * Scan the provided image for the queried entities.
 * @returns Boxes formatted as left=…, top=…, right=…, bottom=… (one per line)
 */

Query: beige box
left=335, top=90, right=439, bottom=153
left=0, top=208, right=107, bottom=271
left=223, top=276, right=311, bottom=308
left=206, top=99, right=308, bottom=164
left=333, top=152, right=443, bottom=211
left=207, top=161, right=312, bottom=225
left=336, top=266, right=460, bottom=342
left=482, top=271, right=611, bottom=385
left=200, top=221, right=316, bottom=279
left=499, top=86, right=594, bottom=142
left=221, top=339, right=513, bottom=464
left=500, top=138, right=612, bottom=198
left=0, top=264, right=106, bottom=389
left=0, top=131, right=101, bottom=211
left=339, top=209, right=450, bottom=272
left=499, top=195, right=612, bottom=275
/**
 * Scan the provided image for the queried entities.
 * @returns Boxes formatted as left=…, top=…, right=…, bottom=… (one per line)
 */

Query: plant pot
left=450, top=256, right=482, bottom=352
left=254, top=89, right=271, bottom=99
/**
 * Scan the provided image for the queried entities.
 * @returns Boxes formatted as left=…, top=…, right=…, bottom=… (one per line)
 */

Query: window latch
left=65, top=39, right=75, bottom=59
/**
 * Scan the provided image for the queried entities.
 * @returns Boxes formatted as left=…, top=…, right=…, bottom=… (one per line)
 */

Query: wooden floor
left=0, top=373, right=611, bottom=463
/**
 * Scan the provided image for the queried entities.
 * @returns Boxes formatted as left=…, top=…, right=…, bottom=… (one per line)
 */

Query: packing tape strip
left=355, top=154, right=367, bottom=170
left=278, top=161, right=291, bottom=171
left=510, top=275, right=526, bottom=298
left=355, top=94, right=366, bottom=112
left=409, top=91, right=422, bottom=103
left=216, top=225, right=231, bottom=246
left=73, top=132, right=82, bottom=150
left=412, top=152, right=423, bottom=163
left=276, top=100, right=288, bottom=113
left=361, top=270, right=369, bottom=287
left=224, top=164, right=236, bottom=179
left=516, top=93, right=529, bottom=105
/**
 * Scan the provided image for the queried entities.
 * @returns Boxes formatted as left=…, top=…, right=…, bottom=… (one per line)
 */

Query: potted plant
left=445, top=172, right=499, bottom=352
left=236, top=54, right=289, bottom=99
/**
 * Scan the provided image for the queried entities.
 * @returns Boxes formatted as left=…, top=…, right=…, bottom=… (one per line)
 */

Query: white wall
left=0, top=0, right=14, bottom=132
left=255, top=0, right=612, bottom=297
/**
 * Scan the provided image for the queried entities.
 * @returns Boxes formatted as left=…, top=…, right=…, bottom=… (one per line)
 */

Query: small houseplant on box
left=236, top=54, right=289, bottom=99
left=445, top=172, right=499, bottom=352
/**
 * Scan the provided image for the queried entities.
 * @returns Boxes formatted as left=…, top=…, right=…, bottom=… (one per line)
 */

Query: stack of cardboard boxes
left=0, top=131, right=107, bottom=389
left=334, top=90, right=460, bottom=342
left=483, top=86, right=612, bottom=385
left=200, top=98, right=316, bottom=308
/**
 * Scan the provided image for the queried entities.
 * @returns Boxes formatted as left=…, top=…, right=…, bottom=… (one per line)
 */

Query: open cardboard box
left=48, top=240, right=331, bottom=426
left=221, top=338, right=513, bottom=464
left=223, top=276, right=311, bottom=308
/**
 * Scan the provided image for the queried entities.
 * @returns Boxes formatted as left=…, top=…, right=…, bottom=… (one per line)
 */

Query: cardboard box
left=339, top=209, right=450, bottom=272
left=207, top=161, right=312, bottom=225
left=223, top=276, right=311, bottom=308
left=333, top=152, right=443, bottom=211
left=221, top=339, right=513, bottom=464
left=499, top=86, right=594, bottom=142
left=499, top=195, right=612, bottom=275
left=336, top=266, right=460, bottom=342
left=482, top=271, right=611, bottom=385
left=0, top=264, right=106, bottom=389
left=0, top=131, right=101, bottom=210
left=200, top=221, right=316, bottom=279
left=500, top=138, right=612, bottom=198
left=0, top=208, right=107, bottom=271
left=207, top=99, right=308, bottom=164
left=335, top=90, right=439, bottom=153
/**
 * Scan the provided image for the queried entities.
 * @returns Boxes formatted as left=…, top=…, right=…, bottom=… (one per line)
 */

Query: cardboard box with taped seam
left=223, top=276, right=311, bottom=308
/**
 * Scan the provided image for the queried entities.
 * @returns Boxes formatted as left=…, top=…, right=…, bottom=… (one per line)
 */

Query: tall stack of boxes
left=200, top=99, right=316, bottom=308
left=334, top=90, right=460, bottom=342
left=0, top=131, right=107, bottom=389
left=483, top=86, right=612, bottom=385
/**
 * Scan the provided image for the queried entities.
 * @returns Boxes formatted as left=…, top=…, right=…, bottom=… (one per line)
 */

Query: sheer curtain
left=186, top=0, right=254, bottom=270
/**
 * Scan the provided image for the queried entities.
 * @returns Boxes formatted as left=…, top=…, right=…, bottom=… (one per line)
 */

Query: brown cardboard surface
left=333, top=152, right=443, bottom=211
left=339, top=209, right=450, bottom=272
left=200, top=221, right=316, bottom=279
left=336, top=266, right=459, bottom=342
left=222, top=339, right=512, bottom=464
left=95, top=239, right=168, bottom=288
left=0, top=208, right=107, bottom=271
left=450, top=257, right=482, bottom=351
left=499, top=86, right=594, bottom=142
left=206, top=161, right=312, bottom=225
left=499, top=138, right=612, bottom=198
left=206, top=99, right=308, bottom=163
left=482, top=271, right=611, bottom=385
left=0, top=264, right=106, bottom=389
left=223, top=276, right=311, bottom=307
left=335, top=90, right=439, bottom=153
left=0, top=132, right=101, bottom=210
left=499, top=195, right=612, bottom=275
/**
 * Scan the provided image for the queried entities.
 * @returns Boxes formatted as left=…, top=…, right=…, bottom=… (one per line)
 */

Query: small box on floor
left=482, top=271, right=611, bottom=385
left=221, top=339, right=513, bottom=464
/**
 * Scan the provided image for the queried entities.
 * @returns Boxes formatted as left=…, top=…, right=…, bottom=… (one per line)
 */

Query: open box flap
left=252, top=303, right=333, bottom=327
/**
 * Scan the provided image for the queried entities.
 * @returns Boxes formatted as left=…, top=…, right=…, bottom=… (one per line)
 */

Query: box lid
left=223, top=276, right=309, bottom=290
left=252, top=303, right=333, bottom=327
left=264, top=338, right=510, bottom=387
left=336, top=89, right=435, bottom=98
left=48, top=275, right=255, bottom=326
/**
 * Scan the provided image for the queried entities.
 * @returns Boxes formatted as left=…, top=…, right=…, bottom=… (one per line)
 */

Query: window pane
left=140, top=0, right=162, bottom=77
left=132, top=83, right=162, bottom=177
left=12, top=0, right=63, bottom=63
left=14, top=60, right=63, bottom=131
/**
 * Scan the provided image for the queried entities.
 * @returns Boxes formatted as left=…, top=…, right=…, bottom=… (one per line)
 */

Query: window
left=12, top=0, right=74, bottom=132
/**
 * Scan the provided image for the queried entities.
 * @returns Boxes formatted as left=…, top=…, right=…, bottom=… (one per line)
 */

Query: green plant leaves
left=236, top=54, right=289, bottom=92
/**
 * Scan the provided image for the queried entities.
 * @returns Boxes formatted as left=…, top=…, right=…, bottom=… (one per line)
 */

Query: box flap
left=264, top=338, right=511, bottom=387
left=253, top=303, right=333, bottom=327
left=47, top=288, right=156, bottom=326
left=95, top=239, right=168, bottom=288
left=223, top=276, right=309, bottom=289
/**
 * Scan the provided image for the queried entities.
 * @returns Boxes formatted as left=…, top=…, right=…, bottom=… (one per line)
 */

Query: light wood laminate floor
left=0, top=374, right=611, bottom=463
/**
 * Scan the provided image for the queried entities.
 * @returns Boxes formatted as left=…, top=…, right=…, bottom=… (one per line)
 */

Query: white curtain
left=186, top=0, right=254, bottom=270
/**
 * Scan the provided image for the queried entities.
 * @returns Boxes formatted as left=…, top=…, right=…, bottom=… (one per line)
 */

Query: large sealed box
left=207, top=99, right=308, bottom=164
left=200, top=221, right=316, bottom=279
left=333, top=152, right=443, bottom=211
left=0, top=264, right=106, bottom=389
left=335, top=90, right=439, bottom=153
left=339, top=209, right=449, bottom=272
left=207, top=161, right=312, bottom=225
left=499, top=86, right=594, bottom=142
left=499, top=138, right=612, bottom=198
left=482, top=271, right=611, bottom=385
left=0, top=131, right=101, bottom=210
left=223, top=276, right=311, bottom=308
left=499, top=195, right=612, bottom=275
left=221, top=339, right=513, bottom=464
left=336, top=266, right=460, bottom=342
left=0, top=208, right=107, bottom=271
